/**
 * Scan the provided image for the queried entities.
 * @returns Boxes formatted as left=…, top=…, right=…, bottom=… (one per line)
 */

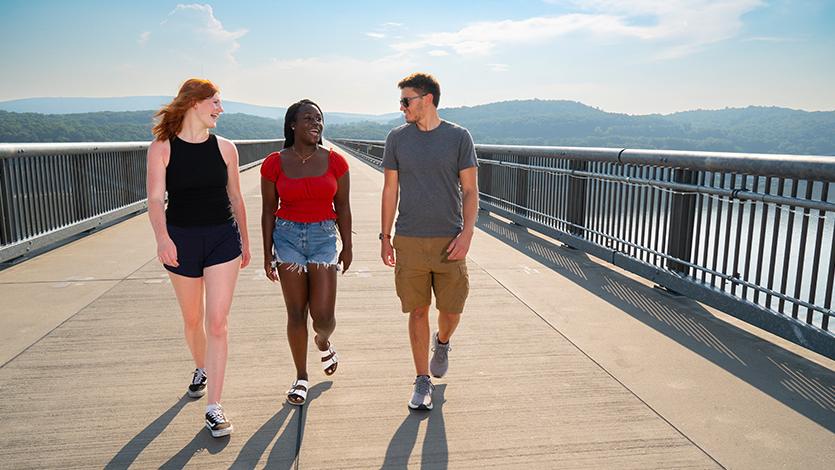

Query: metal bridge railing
left=333, top=138, right=835, bottom=359
left=0, top=139, right=283, bottom=263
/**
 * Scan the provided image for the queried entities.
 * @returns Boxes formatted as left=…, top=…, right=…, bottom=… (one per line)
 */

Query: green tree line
left=3, top=100, right=834, bottom=156
left=0, top=110, right=282, bottom=142
left=326, top=100, right=835, bottom=156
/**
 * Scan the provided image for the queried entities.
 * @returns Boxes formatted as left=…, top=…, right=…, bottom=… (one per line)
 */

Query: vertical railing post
left=0, top=159, right=10, bottom=245
left=514, top=155, right=529, bottom=218
left=666, top=169, right=697, bottom=275
left=479, top=153, right=493, bottom=207
left=567, top=159, right=588, bottom=237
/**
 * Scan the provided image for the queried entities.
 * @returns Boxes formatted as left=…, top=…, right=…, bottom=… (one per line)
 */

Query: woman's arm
left=218, top=137, right=250, bottom=268
left=261, top=176, right=279, bottom=282
left=334, top=171, right=353, bottom=273
left=146, top=139, right=178, bottom=267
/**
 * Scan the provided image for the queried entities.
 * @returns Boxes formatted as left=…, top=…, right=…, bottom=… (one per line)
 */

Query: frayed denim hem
left=276, top=261, right=340, bottom=274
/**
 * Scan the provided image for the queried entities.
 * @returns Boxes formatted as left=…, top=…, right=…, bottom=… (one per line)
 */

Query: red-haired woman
left=147, top=78, right=250, bottom=438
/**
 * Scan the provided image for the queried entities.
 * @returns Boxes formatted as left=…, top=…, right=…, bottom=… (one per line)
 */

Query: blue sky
left=1, top=0, right=833, bottom=115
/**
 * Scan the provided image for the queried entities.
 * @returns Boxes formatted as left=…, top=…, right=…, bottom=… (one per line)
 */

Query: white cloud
left=393, top=0, right=762, bottom=59
left=138, top=31, right=150, bottom=46
left=428, top=50, right=450, bottom=57
left=366, top=32, right=385, bottom=39
left=488, top=63, right=509, bottom=72
left=392, top=15, right=645, bottom=56
left=744, top=36, right=802, bottom=43
left=157, top=3, right=248, bottom=64
left=225, top=54, right=417, bottom=114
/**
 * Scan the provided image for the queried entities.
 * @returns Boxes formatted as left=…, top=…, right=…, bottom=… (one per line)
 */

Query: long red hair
left=152, top=78, right=219, bottom=141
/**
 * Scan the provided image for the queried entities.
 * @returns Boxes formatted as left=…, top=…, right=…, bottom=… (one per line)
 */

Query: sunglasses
left=399, top=93, right=427, bottom=108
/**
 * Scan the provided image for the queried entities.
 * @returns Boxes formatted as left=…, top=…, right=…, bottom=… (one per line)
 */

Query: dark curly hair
left=283, top=99, right=324, bottom=148
left=397, top=73, right=440, bottom=107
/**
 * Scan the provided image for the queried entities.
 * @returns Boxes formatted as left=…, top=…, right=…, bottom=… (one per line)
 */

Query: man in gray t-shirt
left=380, top=72, right=478, bottom=411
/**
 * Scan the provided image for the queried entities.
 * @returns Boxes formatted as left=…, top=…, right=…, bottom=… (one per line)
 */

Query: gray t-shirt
left=382, top=120, right=478, bottom=237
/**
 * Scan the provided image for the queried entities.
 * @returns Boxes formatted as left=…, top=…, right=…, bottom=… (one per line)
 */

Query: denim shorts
left=165, top=220, right=242, bottom=278
left=272, top=218, right=338, bottom=272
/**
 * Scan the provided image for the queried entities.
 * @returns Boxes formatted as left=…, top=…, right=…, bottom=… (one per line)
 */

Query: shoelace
left=207, top=407, right=226, bottom=424
left=192, top=369, right=206, bottom=385
left=414, top=377, right=433, bottom=396
left=432, top=343, right=451, bottom=359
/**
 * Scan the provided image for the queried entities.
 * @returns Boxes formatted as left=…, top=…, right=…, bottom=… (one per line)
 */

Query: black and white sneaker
left=205, top=405, right=233, bottom=438
left=188, top=368, right=207, bottom=398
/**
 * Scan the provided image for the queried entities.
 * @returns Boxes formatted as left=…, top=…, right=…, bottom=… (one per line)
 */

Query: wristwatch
left=379, top=233, right=392, bottom=240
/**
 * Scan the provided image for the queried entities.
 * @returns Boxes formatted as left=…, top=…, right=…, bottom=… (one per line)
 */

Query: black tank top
left=165, top=134, right=234, bottom=226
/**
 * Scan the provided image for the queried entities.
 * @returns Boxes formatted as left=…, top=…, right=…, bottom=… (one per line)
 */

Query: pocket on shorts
left=319, top=219, right=336, bottom=231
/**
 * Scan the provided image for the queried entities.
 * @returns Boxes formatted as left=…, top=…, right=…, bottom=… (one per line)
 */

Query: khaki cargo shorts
left=393, top=235, right=470, bottom=314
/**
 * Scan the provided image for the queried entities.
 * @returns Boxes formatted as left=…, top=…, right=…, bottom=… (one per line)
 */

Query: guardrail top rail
left=334, top=138, right=835, bottom=359
left=0, top=139, right=283, bottom=264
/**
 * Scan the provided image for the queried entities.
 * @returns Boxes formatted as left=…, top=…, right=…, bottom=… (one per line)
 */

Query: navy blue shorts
left=165, top=221, right=242, bottom=278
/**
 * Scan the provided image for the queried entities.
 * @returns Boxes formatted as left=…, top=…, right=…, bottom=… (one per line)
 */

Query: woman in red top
left=260, top=99, right=352, bottom=405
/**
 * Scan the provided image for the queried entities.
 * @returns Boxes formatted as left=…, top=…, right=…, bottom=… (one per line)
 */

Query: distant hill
left=0, top=96, right=398, bottom=125
left=2, top=99, right=833, bottom=155
left=0, top=110, right=281, bottom=142
left=326, top=100, right=835, bottom=156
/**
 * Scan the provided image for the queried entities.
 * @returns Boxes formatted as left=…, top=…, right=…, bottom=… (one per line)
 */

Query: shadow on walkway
left=159, top=425, right=230, bottom=469
left=477, top=213, right=835, bottom=431
left=230, top=381, right=333, bottom=470
left=104, top=394, right=191, bottom=470
left=382, top=383, right=448, bottom=470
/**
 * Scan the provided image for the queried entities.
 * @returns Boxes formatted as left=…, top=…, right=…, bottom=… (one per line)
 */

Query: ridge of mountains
left=0, top=96, right=400, bottom=124
left=0, top=97, right=833, bottom=155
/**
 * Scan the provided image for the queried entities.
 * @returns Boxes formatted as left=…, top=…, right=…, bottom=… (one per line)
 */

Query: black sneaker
left=188, top=368, right=207, bottom=398
left=205, top=405, right=233, bottom=438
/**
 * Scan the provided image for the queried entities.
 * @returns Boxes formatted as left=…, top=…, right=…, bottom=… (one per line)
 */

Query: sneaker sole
left=408, top=401, right=433, bottom=411
left=187, top=389, right=206, bottom=398
left=207, top=424, right=233, bottom=438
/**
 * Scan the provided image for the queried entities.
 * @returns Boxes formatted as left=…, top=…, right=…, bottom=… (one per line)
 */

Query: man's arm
left=446, top=167, right=478, bottom=260
left=380, top=168, right=399, bottom=267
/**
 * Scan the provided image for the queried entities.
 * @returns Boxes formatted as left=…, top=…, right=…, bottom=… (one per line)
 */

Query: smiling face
left=400, top=87, right=429, bottom=124
left=293, top=103, right=324, bottom=145
left=194, top=93, right=223, bottom=128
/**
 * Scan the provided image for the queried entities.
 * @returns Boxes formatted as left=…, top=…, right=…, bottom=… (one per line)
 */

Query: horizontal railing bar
left=0, top=139, right=283, bottom=264
left=480, top=160, right=835, bottom=213
left=337, top=139, right=835, bottom=182
left=0, top=139, right=282, bottom=159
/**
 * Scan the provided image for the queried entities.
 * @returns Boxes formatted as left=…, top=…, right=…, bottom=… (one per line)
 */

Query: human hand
left=339, top=247, right=353, bottom=273
left=157, top=236, right=179, bottom=267
left=446, top=230, right=473, bottom=261
left=240, top=245, right=251, bottom=269
left=381, top=239, right=395, bottom=267
left=264, top=258, right=278, bottom=282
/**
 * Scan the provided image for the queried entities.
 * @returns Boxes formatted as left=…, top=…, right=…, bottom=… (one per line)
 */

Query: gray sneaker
left=408, top=375, right=434, bottom=410
left=429, top=332, right=451, bottom=378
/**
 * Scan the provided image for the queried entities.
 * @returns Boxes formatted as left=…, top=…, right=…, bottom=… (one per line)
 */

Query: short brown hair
left=398, top=73, right=440, bottom=107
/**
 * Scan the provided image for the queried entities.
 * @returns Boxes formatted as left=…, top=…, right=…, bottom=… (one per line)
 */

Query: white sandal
left=320, top=343, right=339, bottom=376
left=287, top=379, right=309, bottom=406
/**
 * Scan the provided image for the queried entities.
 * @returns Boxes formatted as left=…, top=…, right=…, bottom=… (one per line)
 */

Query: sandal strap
left=319, top=344, right=336, bottom=359
left=287, top=379, right=309, bottom=397
left=321, top=355, right=338, bottom=369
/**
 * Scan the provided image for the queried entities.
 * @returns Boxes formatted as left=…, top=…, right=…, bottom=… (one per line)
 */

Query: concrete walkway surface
left=0, top=143, right=832, bottom=469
